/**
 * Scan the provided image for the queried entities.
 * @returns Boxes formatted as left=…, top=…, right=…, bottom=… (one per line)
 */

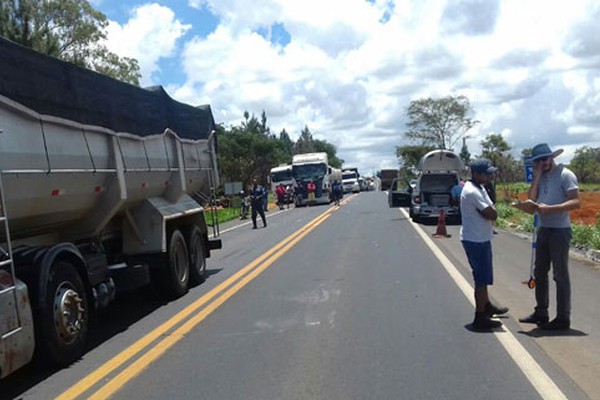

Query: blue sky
left=91, top=0, right=600, bottom=176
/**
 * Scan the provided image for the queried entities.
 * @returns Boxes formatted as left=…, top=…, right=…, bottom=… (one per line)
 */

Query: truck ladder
left=0, top=174, right=23, bottom=339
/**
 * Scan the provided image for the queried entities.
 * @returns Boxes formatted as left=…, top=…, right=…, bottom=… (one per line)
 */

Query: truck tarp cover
left=0, top=37, right=215, bottom=140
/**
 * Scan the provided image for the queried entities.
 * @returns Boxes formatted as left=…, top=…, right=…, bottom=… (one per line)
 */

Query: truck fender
left=34, top=243, right=89, bottom=312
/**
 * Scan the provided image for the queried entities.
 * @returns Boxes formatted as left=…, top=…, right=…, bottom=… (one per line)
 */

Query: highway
left=2, top=191, right=599, bottom=400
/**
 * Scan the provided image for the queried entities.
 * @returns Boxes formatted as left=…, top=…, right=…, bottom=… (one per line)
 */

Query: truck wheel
left=161, top=229, right=190, bottom=298
left=186, top=226, right=206, bottom=286
left=38, top=260, right=88, bottom=367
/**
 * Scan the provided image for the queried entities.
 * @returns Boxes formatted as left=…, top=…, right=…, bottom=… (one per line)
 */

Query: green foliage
left=217, top=111, right=343, bottom=189
left=314, top=139, right=343, bottom=168
left=395, top=144, right=436, bottom=172
left=404, top=95, right=479, bottom=150
left=496, top=198, right=600, bottom=251
left=0, top=0, right=140, bottom=84
left=569, top=146, right=600, bottom=184
left=206, top=207, right=241, bottom=226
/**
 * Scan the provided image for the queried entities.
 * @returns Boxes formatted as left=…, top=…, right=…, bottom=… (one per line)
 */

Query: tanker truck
left=0, top=38, right=222, bottom=378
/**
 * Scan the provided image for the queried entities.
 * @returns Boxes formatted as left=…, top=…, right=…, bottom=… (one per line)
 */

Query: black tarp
left=0, top=37, right=215, bottom=140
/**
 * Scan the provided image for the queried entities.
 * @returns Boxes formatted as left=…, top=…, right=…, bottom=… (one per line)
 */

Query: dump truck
left=0, top=38, right=222, bottom=378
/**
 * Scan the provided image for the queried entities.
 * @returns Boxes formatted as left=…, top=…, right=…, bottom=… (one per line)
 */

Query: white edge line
left=398, top=207, right=567, bottom=400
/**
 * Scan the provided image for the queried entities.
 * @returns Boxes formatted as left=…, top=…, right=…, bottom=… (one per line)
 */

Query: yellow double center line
left=57, top=204, right=342, bottom=400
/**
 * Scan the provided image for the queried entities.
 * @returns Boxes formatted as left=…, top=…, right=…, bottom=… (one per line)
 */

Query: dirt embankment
left=499, top=190, right=600, bottom=226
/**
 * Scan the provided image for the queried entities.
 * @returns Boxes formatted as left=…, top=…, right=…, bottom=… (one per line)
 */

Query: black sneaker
left=484, top=302, right=509, bottom=318
left=518, top=313, right=549, bottom=325
left=540, top=318, right=570, bottom=331
left=473, top=314, right=502, bottom=332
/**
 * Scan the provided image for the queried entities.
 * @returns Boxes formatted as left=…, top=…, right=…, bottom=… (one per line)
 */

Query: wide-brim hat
left=531, top=143, right=563, bottom=161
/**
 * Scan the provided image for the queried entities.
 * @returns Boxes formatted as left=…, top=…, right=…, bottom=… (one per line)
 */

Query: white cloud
left=104, top=3, right=190, bottom=86
left=101, top=0, right=600, bottom=174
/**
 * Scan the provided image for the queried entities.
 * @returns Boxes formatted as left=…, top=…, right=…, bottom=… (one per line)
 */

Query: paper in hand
left=512, top=199, right=539, bottom=214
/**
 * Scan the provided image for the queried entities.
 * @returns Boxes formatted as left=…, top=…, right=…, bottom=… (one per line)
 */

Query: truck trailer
left=0, top=38, right=222, bottom=378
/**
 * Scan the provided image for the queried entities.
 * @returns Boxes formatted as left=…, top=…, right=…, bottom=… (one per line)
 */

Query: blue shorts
left=462, top=240, right=493, bottom=287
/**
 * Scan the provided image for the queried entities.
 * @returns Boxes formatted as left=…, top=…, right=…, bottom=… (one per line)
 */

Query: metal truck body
left=0, top=38, right=221, bottom=378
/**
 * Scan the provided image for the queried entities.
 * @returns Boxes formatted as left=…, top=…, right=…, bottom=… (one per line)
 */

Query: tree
left=217, top=112, right=343, bottom=190
left=0, top=0, right=141, bottom=84
left=404, top=95, right=478, bottom=150
left=314, top=139, right=343, bottom=168
left=479, top=133, right=522, bottom=184
left=278, top=128, right=294, bottom=158
left=480, top=134, right=511, bottom=167
left=459, top=137, right=471, bottom=165
left=294, top=125, right=315, bottom=154
left=395, top=144, right=436, bottom=174
left=570, top=146, right=600, bottom=184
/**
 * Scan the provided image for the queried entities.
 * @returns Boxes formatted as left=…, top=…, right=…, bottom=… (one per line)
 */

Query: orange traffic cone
left=433, top=209, right=451, bottom=238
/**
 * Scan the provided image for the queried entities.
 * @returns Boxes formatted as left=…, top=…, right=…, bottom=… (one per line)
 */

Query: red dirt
left=501, top=190, right=600, bottom=226
left=571, top=192, right=600, bottom=226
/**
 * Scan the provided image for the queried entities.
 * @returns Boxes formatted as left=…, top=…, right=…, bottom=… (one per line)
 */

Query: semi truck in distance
left=0, top=38, right=222, bottom=378
left=291, top=152, right=333, bottom=206
left=269, top=164, right=293, bottom=193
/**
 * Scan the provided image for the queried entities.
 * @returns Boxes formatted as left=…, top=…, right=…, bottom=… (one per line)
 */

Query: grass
left=495, top=200, right=600, bottom=251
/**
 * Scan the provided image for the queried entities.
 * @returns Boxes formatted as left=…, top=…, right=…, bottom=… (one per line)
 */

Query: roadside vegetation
left=495, top=182, right=600, bottom=251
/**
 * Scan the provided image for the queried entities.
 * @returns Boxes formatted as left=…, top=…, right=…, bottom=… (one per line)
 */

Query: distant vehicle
left=388, top=178, right=412, bottom=208
left=270, top=164, right=293, bottom=193
left=379, top=169, right=399, bottom=191
left=292, top=152, right=333, bottom=206
left=410, top=150, right=463, bottom=224
left=342, top=171, right=360, bottom=193
left=358, top=177, right=366, bottom=191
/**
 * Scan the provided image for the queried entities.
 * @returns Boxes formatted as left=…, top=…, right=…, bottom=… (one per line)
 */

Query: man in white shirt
left=460, top=158, right=508, bottom=331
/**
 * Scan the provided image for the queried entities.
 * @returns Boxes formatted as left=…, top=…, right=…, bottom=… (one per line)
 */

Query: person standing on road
left=519, top=143, right=580, bottom=331
left=250, top=178, right=267, bottom=229
left=451, top=180, right=464, bottom=206
left=460, top=158, right=509, bottom=331
left=307, top=180, right=316, bottom=206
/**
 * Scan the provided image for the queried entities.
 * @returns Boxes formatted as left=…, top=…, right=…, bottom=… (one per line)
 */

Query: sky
left=90, top=0, right=600, bottom=176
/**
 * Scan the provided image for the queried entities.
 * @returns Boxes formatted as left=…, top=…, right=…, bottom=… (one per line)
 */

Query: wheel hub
left=53, top=285, right=85, bottom=344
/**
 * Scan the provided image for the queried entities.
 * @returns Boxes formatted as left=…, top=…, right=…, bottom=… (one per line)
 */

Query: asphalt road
left=2, top=191, right=597, bottom=399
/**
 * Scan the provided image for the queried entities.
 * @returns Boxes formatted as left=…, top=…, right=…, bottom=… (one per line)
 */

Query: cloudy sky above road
left=92, top=0, right=600, bottom=176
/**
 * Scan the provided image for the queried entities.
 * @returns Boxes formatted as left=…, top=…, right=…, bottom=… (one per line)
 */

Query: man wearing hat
left=460, top=158, right=509, bottom=331
left=519, top=143, right=580, bottom=331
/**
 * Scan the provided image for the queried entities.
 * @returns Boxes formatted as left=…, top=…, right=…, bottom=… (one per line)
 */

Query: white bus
left=269, top=164, right=293, bottom=193
left=292, top=152, right=333, bottom=206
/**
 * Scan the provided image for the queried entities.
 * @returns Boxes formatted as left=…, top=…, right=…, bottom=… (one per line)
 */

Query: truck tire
left=186, top=225, right=206, bottom=286
left=37, top=260, right=88, bottom=367
left=155, top=229, right=190, bottom=298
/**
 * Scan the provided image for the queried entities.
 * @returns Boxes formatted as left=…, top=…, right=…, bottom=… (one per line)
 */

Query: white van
left=410, top=150, right=463, bottom=224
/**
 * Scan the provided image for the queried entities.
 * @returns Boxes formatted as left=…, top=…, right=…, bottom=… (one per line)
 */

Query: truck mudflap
left=0, top=276, right=35, bottom=379
left=208, top=239, right=222, bottom=251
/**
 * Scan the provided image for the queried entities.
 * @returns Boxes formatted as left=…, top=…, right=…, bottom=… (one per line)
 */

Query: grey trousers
left=534, top=227, right=572, bottom=320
